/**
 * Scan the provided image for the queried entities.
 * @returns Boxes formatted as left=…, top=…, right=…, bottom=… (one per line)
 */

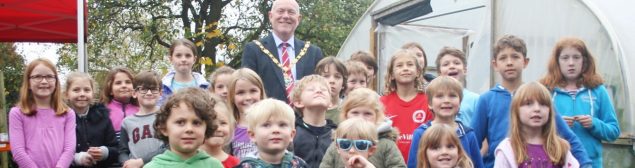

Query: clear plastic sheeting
left=336, top=0, right=634, bottom=157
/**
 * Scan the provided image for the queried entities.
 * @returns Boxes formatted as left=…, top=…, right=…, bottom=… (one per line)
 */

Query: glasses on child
left=336, top=138, right=373, bottom=151
left=135, top=87, right=160, bottom=94
left=29, top=75, right=56, bottom=82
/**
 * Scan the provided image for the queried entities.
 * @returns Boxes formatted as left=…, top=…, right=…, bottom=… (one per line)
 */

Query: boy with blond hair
left=290, top=75, right=337, bottom=168
left=236, top=98, right=308, bottom=168
left=407, top=76, right=483, bottom=168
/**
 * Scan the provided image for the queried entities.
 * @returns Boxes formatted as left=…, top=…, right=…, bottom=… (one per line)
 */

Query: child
left=540, top=37, right=620, bottom=168
left=315, top=56, right=347, bottom=122
left=349, top=50, right=377, bottom=87
left=236, top=98, right=308, bottom=167
left=119, top=71, right=166, bottom=167
left=146, top=88, right=223, bottom=167
left=407, top=76, right=483, bottom=168
left=200, top=94, right=240, bottom=168
left=101, top=67, right=139, bottom=141
left=402, top=42, right=436, bottom=82
left=416, top=124, right=474, bottom=168
left=65, top=72, right=119, bottom=167
left=227, top=68, right=266, bottom=158
left=344, top=61, right=368, bottom=96
left=494, top=82, right=579, bottom=167
left=159, top=38, right=210, bottom=106
left=320, top=88, right=405, bottom=168
left=435, top=47, right=480, bottom=124
left=380, top=49, right=432, bottom=160
left=208, top=66, right=235, bottom=100
left=9, top=58, right=76, bottom=168
left=333, top=118, right=379, bottom=168
left=471, top=35, right=591, bottom=167
left=290, top=75, right=337, bottom=168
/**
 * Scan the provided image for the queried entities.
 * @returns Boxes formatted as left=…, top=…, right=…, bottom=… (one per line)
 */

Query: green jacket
left=318, top=128, right=405, bottom=168
left=144, top=150, right=223, bottom=168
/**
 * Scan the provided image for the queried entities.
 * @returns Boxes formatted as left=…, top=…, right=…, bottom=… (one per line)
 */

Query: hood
left=150, top=150, right=211, bottom=165
left=377, top=118, right=399, bottom=141
left=87, top=103, right=109, bottom=123
left=420, top=121, right=472, bottom=138
left=161, top=71, right=210, bottom=90
left=295, top=116, right=338, bottom=131
left=491, top=84, right=512, bottom=93
left=552, top=86, right=591, bottom=95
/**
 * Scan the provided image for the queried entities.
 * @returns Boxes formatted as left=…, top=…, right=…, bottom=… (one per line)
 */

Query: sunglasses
left=336, top=138, right=373, bottom=151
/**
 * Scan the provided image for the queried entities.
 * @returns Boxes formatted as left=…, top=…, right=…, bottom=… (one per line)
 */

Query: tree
left=295, top=0, right=373, bottom=56
left=58, top=0, right=270, bottom=76
left=57, top=0, right=373, bottom=77
left=0, top=43, right=26, bottom=107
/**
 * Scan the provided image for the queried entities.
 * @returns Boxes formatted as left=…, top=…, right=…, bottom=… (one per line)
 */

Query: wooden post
left=0, top=70, right=8, bottom=168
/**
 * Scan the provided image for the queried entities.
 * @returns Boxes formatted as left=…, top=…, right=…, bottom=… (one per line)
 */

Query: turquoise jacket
left=144, top=150, right=223, bottom=168
left=552, top=85, right=621, bottom=168
left=457, top=89, right=479, bottom=125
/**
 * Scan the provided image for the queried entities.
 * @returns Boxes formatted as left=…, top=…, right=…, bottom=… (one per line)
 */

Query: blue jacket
left=470, top=84, right=591, bottom=167
left=407, top=121, right=484, bottom=168
left=552, top=85, right=620, bottom=168
left=457, top=89, right=480, bottom=125
left=158, top=71, right=210, bottom=106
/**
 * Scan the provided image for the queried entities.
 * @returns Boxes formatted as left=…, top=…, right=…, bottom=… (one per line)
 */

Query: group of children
left=8, top=34, right=619, bottom=168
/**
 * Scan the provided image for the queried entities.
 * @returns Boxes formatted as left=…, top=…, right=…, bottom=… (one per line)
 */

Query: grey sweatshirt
left=118, top=112, right=166, bottom=164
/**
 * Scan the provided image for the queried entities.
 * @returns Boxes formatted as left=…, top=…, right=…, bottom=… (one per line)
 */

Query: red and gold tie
left=281, top=42, right=294, bottom=103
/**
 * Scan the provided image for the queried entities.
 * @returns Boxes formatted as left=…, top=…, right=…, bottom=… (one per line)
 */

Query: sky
left=15, top=43, right=62, bottom=65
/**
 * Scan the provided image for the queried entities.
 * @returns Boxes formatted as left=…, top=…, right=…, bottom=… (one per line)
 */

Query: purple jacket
left=9, top=107, right=76, bottom=168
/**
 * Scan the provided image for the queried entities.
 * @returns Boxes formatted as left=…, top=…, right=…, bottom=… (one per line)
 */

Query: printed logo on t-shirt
left=132, top=125, right=154, bottom=144
left=412, top=110, right=426, bottom=123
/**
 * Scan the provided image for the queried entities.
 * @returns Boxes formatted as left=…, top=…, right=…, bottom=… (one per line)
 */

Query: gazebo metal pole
left=77, top=0, right=87, bottom=72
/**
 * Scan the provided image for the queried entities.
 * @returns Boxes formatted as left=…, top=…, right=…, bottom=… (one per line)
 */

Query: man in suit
left=241, top=0, right=324, bottom=103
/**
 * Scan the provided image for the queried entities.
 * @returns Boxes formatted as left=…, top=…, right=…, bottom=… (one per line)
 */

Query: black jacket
left=241, top=33, right=324, bottom=102
left=292, top=118, right=337, bottom=168
left=72, top=103, right=119, bottom=168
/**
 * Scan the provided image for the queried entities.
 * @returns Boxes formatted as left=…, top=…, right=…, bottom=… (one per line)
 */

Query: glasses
left=135, top=87, right=160, bottom=94
left=336, top=138, right=373, bottom=151
left=29, top=75, right=56, bottom=82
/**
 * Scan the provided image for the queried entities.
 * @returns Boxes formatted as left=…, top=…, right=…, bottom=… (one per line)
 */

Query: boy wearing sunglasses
left=333, top=118, right=378, bottom=168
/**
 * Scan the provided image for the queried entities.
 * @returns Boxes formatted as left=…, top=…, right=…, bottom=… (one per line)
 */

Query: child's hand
left=576, top=115, right=593, bottom=128
left=74, top=152, right=95, bottom=166
left=123, top=158, right=144, bottom=168
left=87, top=147, right=104, bottom=161
left=346, top=155, right=376, bottom=168
left=562, top=116, right=575, bottom=127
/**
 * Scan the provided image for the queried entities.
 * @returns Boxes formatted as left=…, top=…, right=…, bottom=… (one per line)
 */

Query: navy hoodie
left=407, top=121, right=484, bottom=168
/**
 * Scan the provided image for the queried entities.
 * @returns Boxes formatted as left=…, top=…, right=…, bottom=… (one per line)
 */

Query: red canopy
left=0, top=0, right=86, bottom=43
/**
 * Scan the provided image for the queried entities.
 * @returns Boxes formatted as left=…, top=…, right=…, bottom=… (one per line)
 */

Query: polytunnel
left=336, top=0, right=635, bottom=167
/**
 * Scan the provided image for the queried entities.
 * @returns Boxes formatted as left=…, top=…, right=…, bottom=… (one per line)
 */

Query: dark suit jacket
left=242, top=33, right=324, bottom=102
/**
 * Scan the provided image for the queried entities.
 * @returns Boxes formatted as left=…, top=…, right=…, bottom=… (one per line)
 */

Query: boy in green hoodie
left=145, top=88, right=223, bottom=167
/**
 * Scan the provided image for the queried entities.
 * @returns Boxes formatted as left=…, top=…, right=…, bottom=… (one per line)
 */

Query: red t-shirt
left=380, top=92, right=432, bottom=160
left=222, top=155, right=240, bottom=168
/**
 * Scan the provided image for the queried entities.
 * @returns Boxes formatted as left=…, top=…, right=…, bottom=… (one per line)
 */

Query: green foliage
left=0, top=43, right=26, bottom=107
left=295, top=0, right=374, bottom=56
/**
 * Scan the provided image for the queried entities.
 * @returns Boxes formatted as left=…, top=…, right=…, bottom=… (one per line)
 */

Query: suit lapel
left=294, top=38, right=305, bottom=78
left=263, top=35, right=286, bottom=87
